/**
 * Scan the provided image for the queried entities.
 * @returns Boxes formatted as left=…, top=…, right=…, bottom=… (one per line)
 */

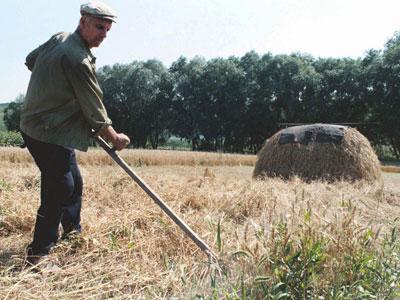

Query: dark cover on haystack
left=253, top=124, right=382, bottom=182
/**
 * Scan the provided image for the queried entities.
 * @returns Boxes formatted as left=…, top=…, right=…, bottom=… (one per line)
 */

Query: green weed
left=205, top=219, right=400, bottom=299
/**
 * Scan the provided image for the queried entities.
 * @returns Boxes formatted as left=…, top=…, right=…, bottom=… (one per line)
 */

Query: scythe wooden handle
left=95, top=136, right=218, bottom=260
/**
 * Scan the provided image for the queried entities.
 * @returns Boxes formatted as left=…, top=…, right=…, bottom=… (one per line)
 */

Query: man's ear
left=80, top=15, right=89, bottom=27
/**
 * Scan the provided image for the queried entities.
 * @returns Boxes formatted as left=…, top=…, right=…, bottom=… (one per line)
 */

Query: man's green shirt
left=20, top=31, right=112, bottom=151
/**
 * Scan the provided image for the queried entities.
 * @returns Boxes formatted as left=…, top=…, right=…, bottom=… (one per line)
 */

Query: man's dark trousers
left=22, top=132, right=83, bottom=255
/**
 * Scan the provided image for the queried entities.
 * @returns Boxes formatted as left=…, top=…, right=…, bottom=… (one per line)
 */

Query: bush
left=0, top=131, right=24, bottom=147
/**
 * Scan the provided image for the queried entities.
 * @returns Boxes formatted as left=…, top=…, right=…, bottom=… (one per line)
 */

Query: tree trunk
left=390, top=137, right=400, bottom=160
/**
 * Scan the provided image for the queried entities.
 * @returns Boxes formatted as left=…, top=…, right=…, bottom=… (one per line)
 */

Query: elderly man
left=20, top=1, right=130, bottom=266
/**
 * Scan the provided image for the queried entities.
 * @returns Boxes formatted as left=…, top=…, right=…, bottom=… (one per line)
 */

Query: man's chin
left=90, top=40, right=103, bottom=48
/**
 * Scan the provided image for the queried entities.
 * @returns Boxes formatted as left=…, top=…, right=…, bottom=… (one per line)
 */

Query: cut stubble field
left=0, top=147, right=399, bottom=299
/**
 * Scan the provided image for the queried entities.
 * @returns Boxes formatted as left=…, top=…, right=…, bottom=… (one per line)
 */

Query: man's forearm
left=99, top=125, right=118, bottom=142
left=99, top=125, right=130, bottom=150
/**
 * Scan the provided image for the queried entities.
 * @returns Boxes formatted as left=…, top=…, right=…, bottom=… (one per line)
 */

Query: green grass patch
left=0, top=131, right=23, bottom=147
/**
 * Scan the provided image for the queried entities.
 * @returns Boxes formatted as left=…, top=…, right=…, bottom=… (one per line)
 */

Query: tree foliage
left=3, top=94, right=24, bottom=132
left=96, top=44, right=400, bottom=155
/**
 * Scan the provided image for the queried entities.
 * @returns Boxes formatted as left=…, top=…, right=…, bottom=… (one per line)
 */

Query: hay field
left=1, top=147, right=400, bottom=299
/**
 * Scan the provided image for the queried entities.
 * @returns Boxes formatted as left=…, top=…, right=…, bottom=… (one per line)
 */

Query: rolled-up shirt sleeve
left=63, top=55, right=112, bottom=135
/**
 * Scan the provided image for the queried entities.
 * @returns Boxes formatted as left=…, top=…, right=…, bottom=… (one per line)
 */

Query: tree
left=359, top=49, right=385, bottom=146
left=142, top=60, right=173, bottom=148
left=376, top=32, right=400, bottom=158
left=168, top=56, right=206, bottom=150
left=313, top=57, right=366, bottom=124
left=198, top=57, right=246, bottom=152
left=241, top=53, right=277, bottom=152
left=99, top=60, right=169, bottom=148
left=4, top=94, right=24, bottom=131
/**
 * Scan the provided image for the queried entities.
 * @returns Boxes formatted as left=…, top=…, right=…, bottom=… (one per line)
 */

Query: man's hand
left=99, top=126, right=131, bottom=151
left=111, top=133, right=130, bottom=151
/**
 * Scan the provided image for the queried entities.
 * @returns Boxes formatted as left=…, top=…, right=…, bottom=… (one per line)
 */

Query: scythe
left=95, top=136, right=218, bottom=260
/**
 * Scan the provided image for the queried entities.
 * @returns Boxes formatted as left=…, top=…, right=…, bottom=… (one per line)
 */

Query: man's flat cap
left=80, top=1, right=117, bottom=23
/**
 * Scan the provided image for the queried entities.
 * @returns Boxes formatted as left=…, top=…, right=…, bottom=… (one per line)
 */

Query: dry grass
left=0, top=147, right=400, bottom=299
left=382, top=165, right=400, bottom=173
left=0, top=146, right=256, bottom=167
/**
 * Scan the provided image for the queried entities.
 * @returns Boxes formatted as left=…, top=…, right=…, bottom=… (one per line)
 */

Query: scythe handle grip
left=95, top=136, right=116, bottom=153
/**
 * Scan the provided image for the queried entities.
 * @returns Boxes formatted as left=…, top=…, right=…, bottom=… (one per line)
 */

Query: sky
left=1, top=0, right=400, bottom=103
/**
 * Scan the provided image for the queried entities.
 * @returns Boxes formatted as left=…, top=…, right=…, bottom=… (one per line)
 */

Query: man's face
left=80, top=16, right=112, bottom=48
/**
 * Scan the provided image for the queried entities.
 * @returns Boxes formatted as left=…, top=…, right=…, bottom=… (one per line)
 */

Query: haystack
left=253, top=124, right=382, bottom=182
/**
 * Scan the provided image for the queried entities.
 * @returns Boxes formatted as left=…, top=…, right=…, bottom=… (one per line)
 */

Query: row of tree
left=5, top=32, right=400, bottom=157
